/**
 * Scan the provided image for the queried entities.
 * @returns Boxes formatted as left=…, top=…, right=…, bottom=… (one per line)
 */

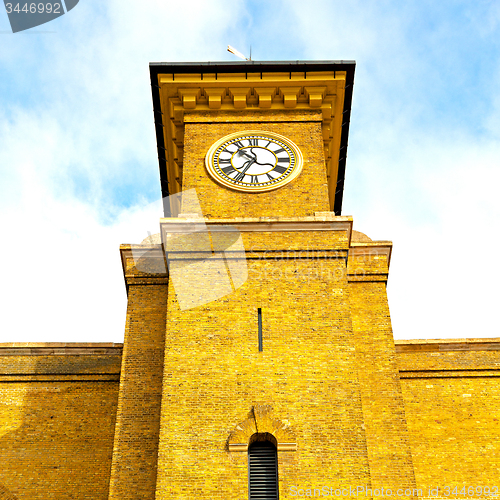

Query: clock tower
left=110, top=61, right=417, bottom=500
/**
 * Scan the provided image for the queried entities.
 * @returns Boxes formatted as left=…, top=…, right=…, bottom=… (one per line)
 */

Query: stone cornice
left=160, top=214, right=353, bottom=235
left=349, top=243, right=393, bottom=267
left=120, top=244, right=169, bottom=294
left=0, top=374, right=121, bottom=382
left=347, top=241, right=393, bottom=282
left=120, top=216, right=399, bottom=288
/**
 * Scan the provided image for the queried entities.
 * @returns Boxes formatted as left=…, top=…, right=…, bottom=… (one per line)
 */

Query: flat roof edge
left=149, top=60, right=356, bottom=73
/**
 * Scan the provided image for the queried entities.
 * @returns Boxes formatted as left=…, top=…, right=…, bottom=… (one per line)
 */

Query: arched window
left=248, top=440, right=279, bottom=500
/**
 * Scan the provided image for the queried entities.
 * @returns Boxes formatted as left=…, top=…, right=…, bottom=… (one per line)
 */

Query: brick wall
left=107, top=285, right=168, bottom=500
left=397, top=339, right=500, bottom=496
left=0, top=344, right=121, bottom=500
left=155, top=237, right=372, bottom=499
left=349, top=281, right=416, bottom=492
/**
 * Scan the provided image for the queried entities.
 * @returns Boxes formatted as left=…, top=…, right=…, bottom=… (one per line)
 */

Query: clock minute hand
left=241, top=158, right=256, bottom=173
left=235, top=158, right=256, bottom=180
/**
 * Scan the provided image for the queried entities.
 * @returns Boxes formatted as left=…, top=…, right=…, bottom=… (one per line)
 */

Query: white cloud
left=354, top=134, right=500, bottom=339
left=0, top=104, right=166, bottom=341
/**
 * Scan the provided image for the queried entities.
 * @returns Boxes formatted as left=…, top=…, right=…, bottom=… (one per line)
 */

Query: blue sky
left=1, top=0, right=499, bottom=342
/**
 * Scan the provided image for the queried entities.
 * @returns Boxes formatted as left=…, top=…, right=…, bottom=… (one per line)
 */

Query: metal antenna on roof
left=227, top=45, right=250, bottom=61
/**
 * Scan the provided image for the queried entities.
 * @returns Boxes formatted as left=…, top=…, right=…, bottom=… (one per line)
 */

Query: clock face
left=205, top=131, right=303, bottom=192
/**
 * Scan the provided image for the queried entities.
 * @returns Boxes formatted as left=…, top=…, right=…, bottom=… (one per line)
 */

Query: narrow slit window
left=248, top=441, right=279, bottom=499
left=258, top=308, right=263, bottom=352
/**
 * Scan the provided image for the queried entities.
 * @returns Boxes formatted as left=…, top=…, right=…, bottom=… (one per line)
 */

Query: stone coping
left=395, top=338, right=500, bottom=352
left=0, top=343, right=123, bottom=356
left=160, top=213, right=352, bottom=223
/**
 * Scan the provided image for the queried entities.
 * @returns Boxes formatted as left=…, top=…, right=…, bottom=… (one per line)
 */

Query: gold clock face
left=205, top=131, right=303, bottom=192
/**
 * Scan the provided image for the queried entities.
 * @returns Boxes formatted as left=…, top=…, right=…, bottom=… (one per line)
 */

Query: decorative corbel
left=204, top=88, right=226, bottom=109
left=279, top=86, right=302, bottom=108
left=178, top=88, right=202, bottom=109
left=228, top=87, right=251, bottom=108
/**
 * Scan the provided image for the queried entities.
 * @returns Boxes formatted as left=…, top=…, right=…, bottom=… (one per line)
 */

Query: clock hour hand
left=237, top=149, right=257, bottom=162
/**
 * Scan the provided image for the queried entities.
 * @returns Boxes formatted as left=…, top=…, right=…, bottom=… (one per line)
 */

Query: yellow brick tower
left=111, top=61, right=417, bottom=499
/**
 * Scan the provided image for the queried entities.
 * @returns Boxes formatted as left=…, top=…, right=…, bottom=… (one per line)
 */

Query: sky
left=0, top=0, right=499, bottom=343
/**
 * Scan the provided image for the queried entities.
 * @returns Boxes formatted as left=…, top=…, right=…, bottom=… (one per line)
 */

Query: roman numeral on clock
left=249, top=138, right=259, bottom=146
left=219, top=158, right=232, bottom=164
left=221, top=166, right=236, bottom=175
left=277, top=157, right=290, bottom=163
left=233, top=140, right=245, bottom=149
left=273, top=165, right=288, bottom=174
left=250, top=175, right=259, bottom=183
left=273, top=147, right=285, bottom=154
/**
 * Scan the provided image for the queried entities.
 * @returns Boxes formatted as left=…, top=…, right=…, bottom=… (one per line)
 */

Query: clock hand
left=237, top=149, right=257, bottom=161
left=241, top=158, right=256, bottom=173
left=234, top=158, right=256, bottom=181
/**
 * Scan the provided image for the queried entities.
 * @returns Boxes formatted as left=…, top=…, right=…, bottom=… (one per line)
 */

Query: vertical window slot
left=258, top=308, right=263, bottom=352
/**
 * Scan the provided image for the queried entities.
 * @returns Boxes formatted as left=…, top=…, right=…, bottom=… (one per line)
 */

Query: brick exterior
left=0, top=345, right=121, bottom=500
left=155, top=233, right=371, bottom=498
left=349, top=280, right=417, bottom=492
left=2, top=339, right=500, bottom=498
left=107, top=285, right=168, bottom=500
left=397, top=340, right=500, bottom=496
left=150, top=109, right=415, bottom=499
